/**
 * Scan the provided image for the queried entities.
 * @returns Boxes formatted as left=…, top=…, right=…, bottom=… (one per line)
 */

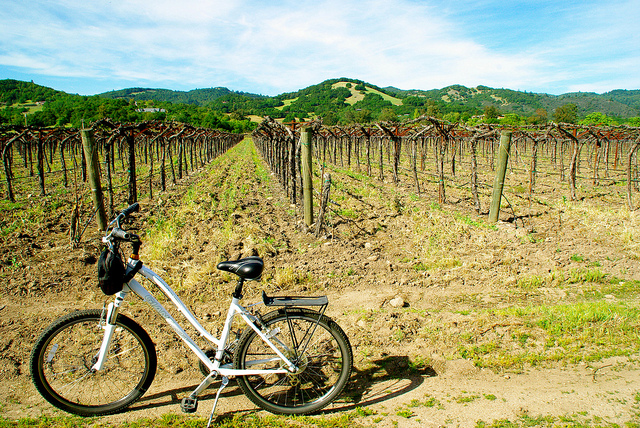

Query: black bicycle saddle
left=217, top=256, right=264, bottom=280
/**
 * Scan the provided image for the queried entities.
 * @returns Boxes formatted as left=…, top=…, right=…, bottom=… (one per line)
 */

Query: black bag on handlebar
left=97, top=248, right=126, bottom=295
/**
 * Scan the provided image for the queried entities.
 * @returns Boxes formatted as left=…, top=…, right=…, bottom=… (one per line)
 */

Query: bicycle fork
left=91, top=293, right=125, bottom=371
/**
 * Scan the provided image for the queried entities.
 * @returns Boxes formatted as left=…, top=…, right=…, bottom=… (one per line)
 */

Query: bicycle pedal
left=180, top=396, right=198, bottom=413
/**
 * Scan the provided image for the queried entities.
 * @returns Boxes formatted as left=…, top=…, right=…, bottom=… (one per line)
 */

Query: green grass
left=0, top=194, right=75, bottom=237
left=395, top=409, right=415, bottom=418
left=141, top=137, right=277, bottom=291
left=0, top=410, right=375, bottom=428
left=454, top=213, right=498, bottom=230
left=457, top=301, right=640, bottom=369
left=454, top=393, right=481, bottom=404
left=475, top=413, right=631, bottom=427
left=331, top=81, right=402, bottom=106
left=407, top=394, right=443, bottom=409
left=515, top=275, right=546, bottom=290
left=4, top=100, right=45, bottom=115
left=515, top=267, right=610, bottom=291
left=274, top=97, right=299, bottom=110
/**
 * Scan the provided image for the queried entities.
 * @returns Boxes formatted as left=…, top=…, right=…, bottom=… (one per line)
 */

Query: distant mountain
left=0, top=79, right=66, bottom=104
left=101, top=79, right=640, bottom=120
left=0, top=79, right=257, bottom=132
left=3, top=78, right=640, bottom=129
left=99, top=87, right=266, bottom=105
left=384, top=85, right=640, bottom=118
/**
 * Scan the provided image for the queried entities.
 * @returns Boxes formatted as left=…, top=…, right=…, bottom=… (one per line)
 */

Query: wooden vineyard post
left=126, top=130, right=137, bottom=204
left=378, top=137, right=384, bottom=181
left=569, top=139, right=579, bottom=201
left=437, top=137, right=446, bottom=204
left=177, top=140, right=183, bottom=179
left=411, top=137, right=420, bottom=194
left=2, top=132, right=27, bottom=202
left=160, top=138, right=166, bottom=191
left=80, top=129, right=108, bottom=231
left=104, top=138, right=114, bottom=216
left=301, top=127, right=314, bottom=227
left=489, top=130, right=512, bottom=223
left=471, top=136, right=481, bottom=213
left=289, top=133, right=297, bottom=204
left=315, top=173, right=331, bottom=237
left=2, top=145, right=14, bottom=202
left=37, top=133, right=46, bottom=196
left=148, top=137, right=154, bottom=200
left=627, top=140, right=640, bottom=210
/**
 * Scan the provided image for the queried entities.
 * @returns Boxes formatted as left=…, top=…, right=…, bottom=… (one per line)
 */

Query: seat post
left=232, top=278, right=244, bottom=299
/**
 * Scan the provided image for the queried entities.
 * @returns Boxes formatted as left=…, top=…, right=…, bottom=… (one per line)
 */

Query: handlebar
left=103, top=203, right=142, bottom=249
left=121, top=202, right=140, bottom=217
left=111, top=227, right=131, bottom=241
left=108, top=202, right=140, bottom=228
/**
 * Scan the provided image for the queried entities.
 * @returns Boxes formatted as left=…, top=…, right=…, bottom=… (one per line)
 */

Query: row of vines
left=253, top=117, right=640, bottom=219
left=1, top=120, right=242, bottom=239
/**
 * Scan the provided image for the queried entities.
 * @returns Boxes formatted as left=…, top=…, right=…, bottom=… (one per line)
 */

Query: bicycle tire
left=234, top=308, right=352, bottom=414
left=30, top=309, right=156, bottom=416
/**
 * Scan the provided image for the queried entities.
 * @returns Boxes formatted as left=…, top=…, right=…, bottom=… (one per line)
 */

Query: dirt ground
left=1, top=137, right=639, bottom=427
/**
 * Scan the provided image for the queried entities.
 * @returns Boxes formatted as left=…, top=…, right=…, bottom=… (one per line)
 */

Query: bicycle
left=30, top=203, right=353, bottom=426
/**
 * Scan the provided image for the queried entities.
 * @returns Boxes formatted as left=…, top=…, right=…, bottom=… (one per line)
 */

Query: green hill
left=3, top=78, right=640, bottom=128
left=0, top=79, right=256, bottom=132
left=385, top=85, right=640, bottom=119
left=99, top=86, right=265, bottom=105
left=115, top=78, right=640, bottom=123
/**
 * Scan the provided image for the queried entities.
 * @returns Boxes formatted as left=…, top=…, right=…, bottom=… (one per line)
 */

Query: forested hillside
left=99, top=86, right=265, bottom=105
left=100, top=77, right=640, bottom=124
left=2, top=78, right=640, bottom=128
left=385, top=85, right=640, bottom=120
left=0, top=79, right=255, bottom=132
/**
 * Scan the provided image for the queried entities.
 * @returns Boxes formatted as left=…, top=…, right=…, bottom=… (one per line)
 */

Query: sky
left=1, top=0, right=639, bottom=97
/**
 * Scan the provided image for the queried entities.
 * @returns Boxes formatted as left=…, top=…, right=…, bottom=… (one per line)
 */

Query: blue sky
left=1, top=0, right=638, bottom=96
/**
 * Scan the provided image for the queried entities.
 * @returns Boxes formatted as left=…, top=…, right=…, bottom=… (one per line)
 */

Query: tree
left=355, top=109, right=372, bottom=123
left=443, top=112, right=461, bottom=123
left=579, top=112, right=618, bottom=126
left=628, top=117, right=640, bottom=127
left=322, top=111, right=338, bottom=125
left=483, top=105, right=499, bottom=123
left=553, top=103, right=578, bottom=124
left=230, top=110, right=247, bottom=121
left=426, top=100, right=440, bottom=117
left=378, top=108, right=398, bottom=122
left=412, top=108, right=425, bottom=119
left=499, top=113, right=524, bottom=126
left=528, top=108, right=547, bottom=124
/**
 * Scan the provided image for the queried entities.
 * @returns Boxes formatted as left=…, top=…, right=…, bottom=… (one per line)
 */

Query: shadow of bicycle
left=130, top=380, right=249, bottom=413
left=329, top=354, right=437, bottom=412
left=131, top=354, right=436, bottom=415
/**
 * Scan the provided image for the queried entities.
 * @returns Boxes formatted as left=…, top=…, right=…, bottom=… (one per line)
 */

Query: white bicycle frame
left=92, top=258, right=298, bottom=379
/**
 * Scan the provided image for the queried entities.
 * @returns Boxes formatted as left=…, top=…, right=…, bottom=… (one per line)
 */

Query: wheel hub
left=285, top=350, right=308, bottom=385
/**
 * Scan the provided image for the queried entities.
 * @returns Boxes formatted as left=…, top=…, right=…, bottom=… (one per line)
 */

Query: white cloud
left=1, top=0, right=639, bottom=95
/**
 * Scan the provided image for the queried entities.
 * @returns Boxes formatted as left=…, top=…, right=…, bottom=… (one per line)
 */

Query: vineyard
left=1, top=117, right=640, bottom=427
left=253, top=117, right=640, bottom=220
left=3, top=117, right=640, bottom=224
left=1, top=121, right=242, bottom=241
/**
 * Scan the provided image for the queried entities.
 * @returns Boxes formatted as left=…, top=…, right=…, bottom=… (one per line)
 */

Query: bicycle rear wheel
left=30, top=309, right=156, bottom=416
left=234, top=308, right=352, bottom=414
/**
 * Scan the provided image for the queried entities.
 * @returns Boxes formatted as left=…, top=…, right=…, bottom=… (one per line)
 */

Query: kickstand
left=206, top=376, right=229, bottom=428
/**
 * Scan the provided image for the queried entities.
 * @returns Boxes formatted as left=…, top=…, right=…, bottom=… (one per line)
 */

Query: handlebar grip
left=121, top=202, right=140, bottom=217
left=111, top=227, right=131, bottom=240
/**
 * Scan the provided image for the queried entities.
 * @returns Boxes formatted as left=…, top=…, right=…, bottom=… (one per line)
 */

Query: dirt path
left=1, top=137, right=639, bottom=426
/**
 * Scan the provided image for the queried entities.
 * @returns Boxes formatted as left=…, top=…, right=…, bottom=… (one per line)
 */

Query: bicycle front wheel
left=30, top=309, right=156, bottom=416
left=234, top=308, right=352, bottom=414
